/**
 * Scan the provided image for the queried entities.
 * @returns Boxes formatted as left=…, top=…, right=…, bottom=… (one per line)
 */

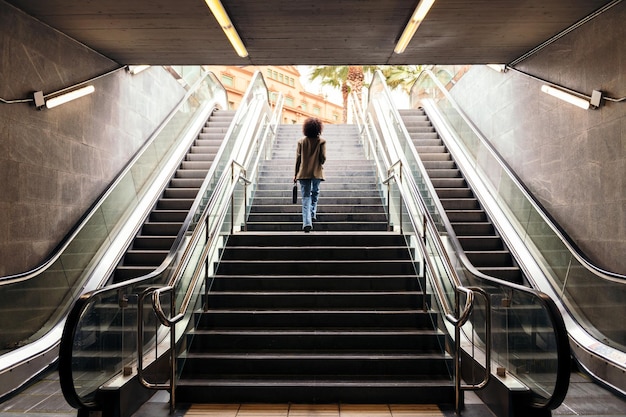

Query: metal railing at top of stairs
left=57, top=71, right=281, bottom=412
left=353, top=71, right=571, bottom=411
left=411, top=68, right=626, bottom=395
left=0, top=69, right=227, bottom=396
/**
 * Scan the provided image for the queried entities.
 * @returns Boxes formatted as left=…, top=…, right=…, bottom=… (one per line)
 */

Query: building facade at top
left=204, top=66, right=343, bottom=125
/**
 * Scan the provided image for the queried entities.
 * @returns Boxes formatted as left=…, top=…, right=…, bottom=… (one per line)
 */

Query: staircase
left=175, top=124, right=455, bottom=405
left=399, top=109, right=523, bottom=285
left=247, top=124, right=388, bottom=232
left=113, top=109, right=235, bottom=282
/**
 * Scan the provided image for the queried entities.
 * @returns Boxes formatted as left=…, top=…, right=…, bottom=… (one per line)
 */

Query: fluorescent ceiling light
left=204, top=0, right=248, bottom=58
left=394, top=0, right=436, bottom=54
left=45, top=85, right=95, bottom=109
left=541, top=85, right=590, bottom=110
left=487, top=64, right=506, bottom=72
left=128, top=65, right=150, bottom=75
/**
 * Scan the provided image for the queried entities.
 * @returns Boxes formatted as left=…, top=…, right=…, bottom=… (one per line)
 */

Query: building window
left=221, top=74, right=234, bottom=87
left=313, top=106, right=321, bottom=115
left=301, top=102, right=307, bottom=111
left=285, top=96, right=294, bottom=107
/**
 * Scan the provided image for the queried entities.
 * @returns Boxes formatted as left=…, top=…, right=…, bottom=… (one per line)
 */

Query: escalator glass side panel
left=468, top=280, right=569, bottom=407
left=368, top=70, right=570, bottom=409
left=59, top=71, right=276, bottom=410
left=413, top=72, right=626, bottom=353
left=0, top=72, right=225, bottom=358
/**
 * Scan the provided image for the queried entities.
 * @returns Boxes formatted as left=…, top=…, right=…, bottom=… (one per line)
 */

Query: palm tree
left=379, top=65, right=423, bottom=95
left=309, top=65, right=423, bottom=121
left=309, top=66, right=350, bottom=122
left=309, top=65, right=377, bottom=122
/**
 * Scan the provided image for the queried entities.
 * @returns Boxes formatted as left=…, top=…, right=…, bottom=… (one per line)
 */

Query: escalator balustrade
left=113, top=110, right=235, bottom=282
left=400, top=109, right=523, bottom=285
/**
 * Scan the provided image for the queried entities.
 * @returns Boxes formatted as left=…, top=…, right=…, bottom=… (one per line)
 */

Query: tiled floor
left=553, top=372, right=626, bottom=416
left=3, top=370, right=626, bottom=417
left=134, top=390, right=496, bottom=417
left=183, top=403, right=446, bottom=416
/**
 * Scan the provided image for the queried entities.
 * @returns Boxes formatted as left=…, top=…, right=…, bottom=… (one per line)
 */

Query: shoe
left=303, top=225, right=312, bottom=233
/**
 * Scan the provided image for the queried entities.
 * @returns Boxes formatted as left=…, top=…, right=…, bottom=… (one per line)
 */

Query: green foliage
left=309, top=65, right=423, bottom=96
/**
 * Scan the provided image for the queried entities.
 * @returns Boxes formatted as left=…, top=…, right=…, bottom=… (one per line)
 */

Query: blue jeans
left=298, top=178, right=321, bottom=229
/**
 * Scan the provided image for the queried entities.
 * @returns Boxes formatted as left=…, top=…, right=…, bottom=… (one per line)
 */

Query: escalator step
left=175, top=169, right=209, bottom=179
left=142, top=222, right=184, bottom=235
left=426, top=168, right=461, bottom=178
left=439, top=198, right=479, bottom=210
left=186, top=153, right=215, bottom=162
left=169, top=177, right=205, bottom=188
left=150, top=210, right=188, bottom=222
left=164, top=188, right=201, bottom=199
left=431, top=178, right=466, bottom=188
left=124, top=250, right=169, bottom=266
left=456, top=236, right=504, bottom=251
left=451, top=222, right=495, bottom=236
left=477, top=267, right=523, bottom=284
left=157, top=198, right=194, bottom=210
left=446, top=210, right=486, bottom=222
left=435, top=188, right=473, bottom=198
left=465, top=250, right=513, bottom=267
left=133, top=236, right=176, bottom=249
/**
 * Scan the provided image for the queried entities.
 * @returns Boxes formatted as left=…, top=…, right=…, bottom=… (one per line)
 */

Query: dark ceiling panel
left=5, top=0, right=617, bottom=65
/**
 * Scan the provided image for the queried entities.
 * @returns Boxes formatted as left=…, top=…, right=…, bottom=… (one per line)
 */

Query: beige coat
left=295, top=136, right=326, bottom=180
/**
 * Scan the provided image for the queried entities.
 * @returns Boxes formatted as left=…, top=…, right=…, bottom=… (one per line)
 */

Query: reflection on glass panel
left=366, top=69, right=573, bottom=406
left=0, top=71, right=228, bottom=381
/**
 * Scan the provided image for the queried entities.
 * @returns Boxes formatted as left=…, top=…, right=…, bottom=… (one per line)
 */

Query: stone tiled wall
left=450, top=3, right=625, bottom=273
left=0, top=2, right=185, bottom=275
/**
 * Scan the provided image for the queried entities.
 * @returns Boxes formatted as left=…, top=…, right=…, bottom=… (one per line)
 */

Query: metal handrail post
left=169, top=286, right=177, bottom=412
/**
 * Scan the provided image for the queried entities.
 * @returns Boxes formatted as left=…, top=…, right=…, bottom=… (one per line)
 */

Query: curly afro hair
left=302, top=117, right=323, bottom=138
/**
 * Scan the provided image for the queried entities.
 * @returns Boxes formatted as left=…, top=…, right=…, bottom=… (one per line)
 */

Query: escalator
left=369, top=69, right=626, bottom=404
left=398, top=107, right=565, bottom=390
left=0, top=69, right=231, bottom=401
left=55, top=71, right=281, bottom=417
left=112, top=109, right=235, bottom=283
left=400, top=109, right=523, bottom=285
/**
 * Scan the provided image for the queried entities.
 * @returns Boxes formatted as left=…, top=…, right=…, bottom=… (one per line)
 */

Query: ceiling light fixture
left=204, top=0, right=248, bottom=58
left=487, top=64, right=507, bottom=73
left=45, top=85, right=95, bottom=109
left=394, top=0, right=436, bottom=54
left=540, top=85, right=592, bottom=110
left=128, top=65, right=150, bottom=75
